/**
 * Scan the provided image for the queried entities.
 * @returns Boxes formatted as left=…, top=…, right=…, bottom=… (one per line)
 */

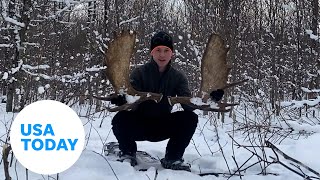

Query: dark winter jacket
left=130, top=59, right=192, bottom=117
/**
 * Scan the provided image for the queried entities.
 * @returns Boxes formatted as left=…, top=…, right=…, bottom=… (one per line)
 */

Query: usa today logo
left=10, top=100, right=85, bottom=175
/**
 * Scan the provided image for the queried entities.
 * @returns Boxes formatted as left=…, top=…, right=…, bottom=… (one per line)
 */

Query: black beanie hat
left=150, top=31, right=173, bottom=52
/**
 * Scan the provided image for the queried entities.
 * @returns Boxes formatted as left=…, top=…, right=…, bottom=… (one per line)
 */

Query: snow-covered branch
left=11, top=60, right=23, bottom=74
left=22, top=64, right=50, bottom=70
left=4, top=17, right=25, bottom=27
left=86, top=65, right=106, bottom=72
left=281, top=97, right=320, bottom=108
left=301, top=87, right=320, bottom=93
left=119, top=16, right=140, bottom=26
left=48, top=0, right=96, bottom=19
left=0, top=44, right=12, bottom=48
left=93, top=30, right=107, bottom=54
left=306, top=30, right=319, bottom=42
left=22, top=42, right=40, bottom=47
left=22, top=68, right=52, bottom=80
left=21, top=67, right=95, bottom=84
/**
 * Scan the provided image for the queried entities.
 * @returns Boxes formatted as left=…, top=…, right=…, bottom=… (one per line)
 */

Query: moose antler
left=94, top=31, right=246, bottom=112
left=93, top=30, right=162, bottom=112
left=168, top=34, right=247, bottom=111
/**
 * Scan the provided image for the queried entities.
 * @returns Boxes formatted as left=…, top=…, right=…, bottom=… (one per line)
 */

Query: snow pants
left=112, top=109, right=198, bottom=160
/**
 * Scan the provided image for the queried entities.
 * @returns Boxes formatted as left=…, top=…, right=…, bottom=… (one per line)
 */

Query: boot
left=160, top=158, right=191, bottom=171
left=117, top=151, right=137, bottom=166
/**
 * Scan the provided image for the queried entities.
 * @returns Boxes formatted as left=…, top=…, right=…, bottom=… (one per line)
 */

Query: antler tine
left=167, top=96, right=238, bottom=112
left=114, top=78, right=247, bottom=112
left=167, top=78, right=247, bottom=112
left=106, top=93, right=163, bottom=112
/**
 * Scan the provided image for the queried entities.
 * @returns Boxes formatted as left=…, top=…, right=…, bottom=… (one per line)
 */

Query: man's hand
left=110, top=94, right=127, bottom=106
left=210, top=89, right=224, bottom=102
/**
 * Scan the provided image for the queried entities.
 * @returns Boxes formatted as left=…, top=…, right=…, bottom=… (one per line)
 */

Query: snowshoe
left=104, top=142, right=161, bottom=170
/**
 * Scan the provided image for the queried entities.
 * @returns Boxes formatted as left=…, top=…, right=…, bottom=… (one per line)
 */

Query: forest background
left=0, top=0, right=319, bottom=114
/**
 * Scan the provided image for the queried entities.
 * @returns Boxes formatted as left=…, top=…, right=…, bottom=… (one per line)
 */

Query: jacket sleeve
left=176, top=73, right=195, bottom=111
left=176, top=73, right=191, bottom=97
left=130, top=67, right=143, bottom=91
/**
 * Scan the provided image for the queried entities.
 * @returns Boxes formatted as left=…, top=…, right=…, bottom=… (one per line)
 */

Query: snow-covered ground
left=1, top=102, right=320, bottom=180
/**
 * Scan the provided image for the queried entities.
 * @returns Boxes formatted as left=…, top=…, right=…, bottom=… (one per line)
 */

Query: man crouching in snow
left=110, top=31, right=224, bottom=171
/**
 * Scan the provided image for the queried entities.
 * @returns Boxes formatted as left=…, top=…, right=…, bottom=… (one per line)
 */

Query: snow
left=4, top=17, right=25, bottom=27
left=286, top=121, right=320, bottom=133
left=2, top=72, right=8, bottom=80
left=301, top=87, right=320, bottom=93
left=175, top=50, right=186, bottom=58
left=22, top=64, right=50, bottom=70
left=281, top=97, right=320, bottom=108
left=119, top=16, right=140, bottom=26
left=22, top=69, right=52, bottom=80
left=0, top=44, right=12, bottom=48
left=126, top=95, right=140, bottom=104
left=190, top=97, right=206, bottom=105
left=38, top=86, right=45, bottom=94
left=86, top=65, right=106, bottom=72
left=306, top=30, right=319, bottom=42
left=11, top=60, right=23, bottom=74
left=1, top=102, right=320, bottom=180
left=282, top=2, right=296, bottom=12
left=15, top=89, right=20, bottom=94
left=23, top=42, right=40, bottom=47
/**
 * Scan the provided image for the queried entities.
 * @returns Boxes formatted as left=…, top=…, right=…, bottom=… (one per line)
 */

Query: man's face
left=151, top=46, right=173, bottom=69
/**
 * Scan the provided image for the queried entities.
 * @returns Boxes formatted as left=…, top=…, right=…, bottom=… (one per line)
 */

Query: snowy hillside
left=1, top=101, right=320, bottom=180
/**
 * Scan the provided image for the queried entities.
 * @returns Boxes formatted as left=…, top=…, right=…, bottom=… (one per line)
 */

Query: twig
left=229, top=120, right=240, bottom=180
left=269, top=156, right=311, bottom=179
left=228, top=154, right=254, bottom=177
left=257, top=129, right=267, bottom=175
left=154, top=169, right=158, bottom=180
left=92, top=150, right=119, bottom=180
left=198, top=172, right=220, bottom=177
left=231, top=156, right=242, bottom=179
left=191, top=138, right=202, bottom=157
left=229, top=134, right=274, bottom=173
left=202, top=133, right=214, bottom=155
left=14, top=159, right=18, bottom=180
left=239, top=161, right=264, bottom=173
left=266, top=140, right=320, bottom=177
left=214, top=121, right=231, bottom=174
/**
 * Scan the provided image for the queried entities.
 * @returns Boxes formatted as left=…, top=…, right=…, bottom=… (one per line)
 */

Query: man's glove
left=210, top=89, right=224, bottom=102
left=110, top=94, right=127, bottom=106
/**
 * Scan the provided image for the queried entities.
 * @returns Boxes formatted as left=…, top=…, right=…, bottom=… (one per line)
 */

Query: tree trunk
left=311, top=0, right=319, bottom=88
left=6, top=0, right=16, bottom=112
left=6, top=83, right=14, bottom=112
left=3, top=145, right=12, bottom=180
